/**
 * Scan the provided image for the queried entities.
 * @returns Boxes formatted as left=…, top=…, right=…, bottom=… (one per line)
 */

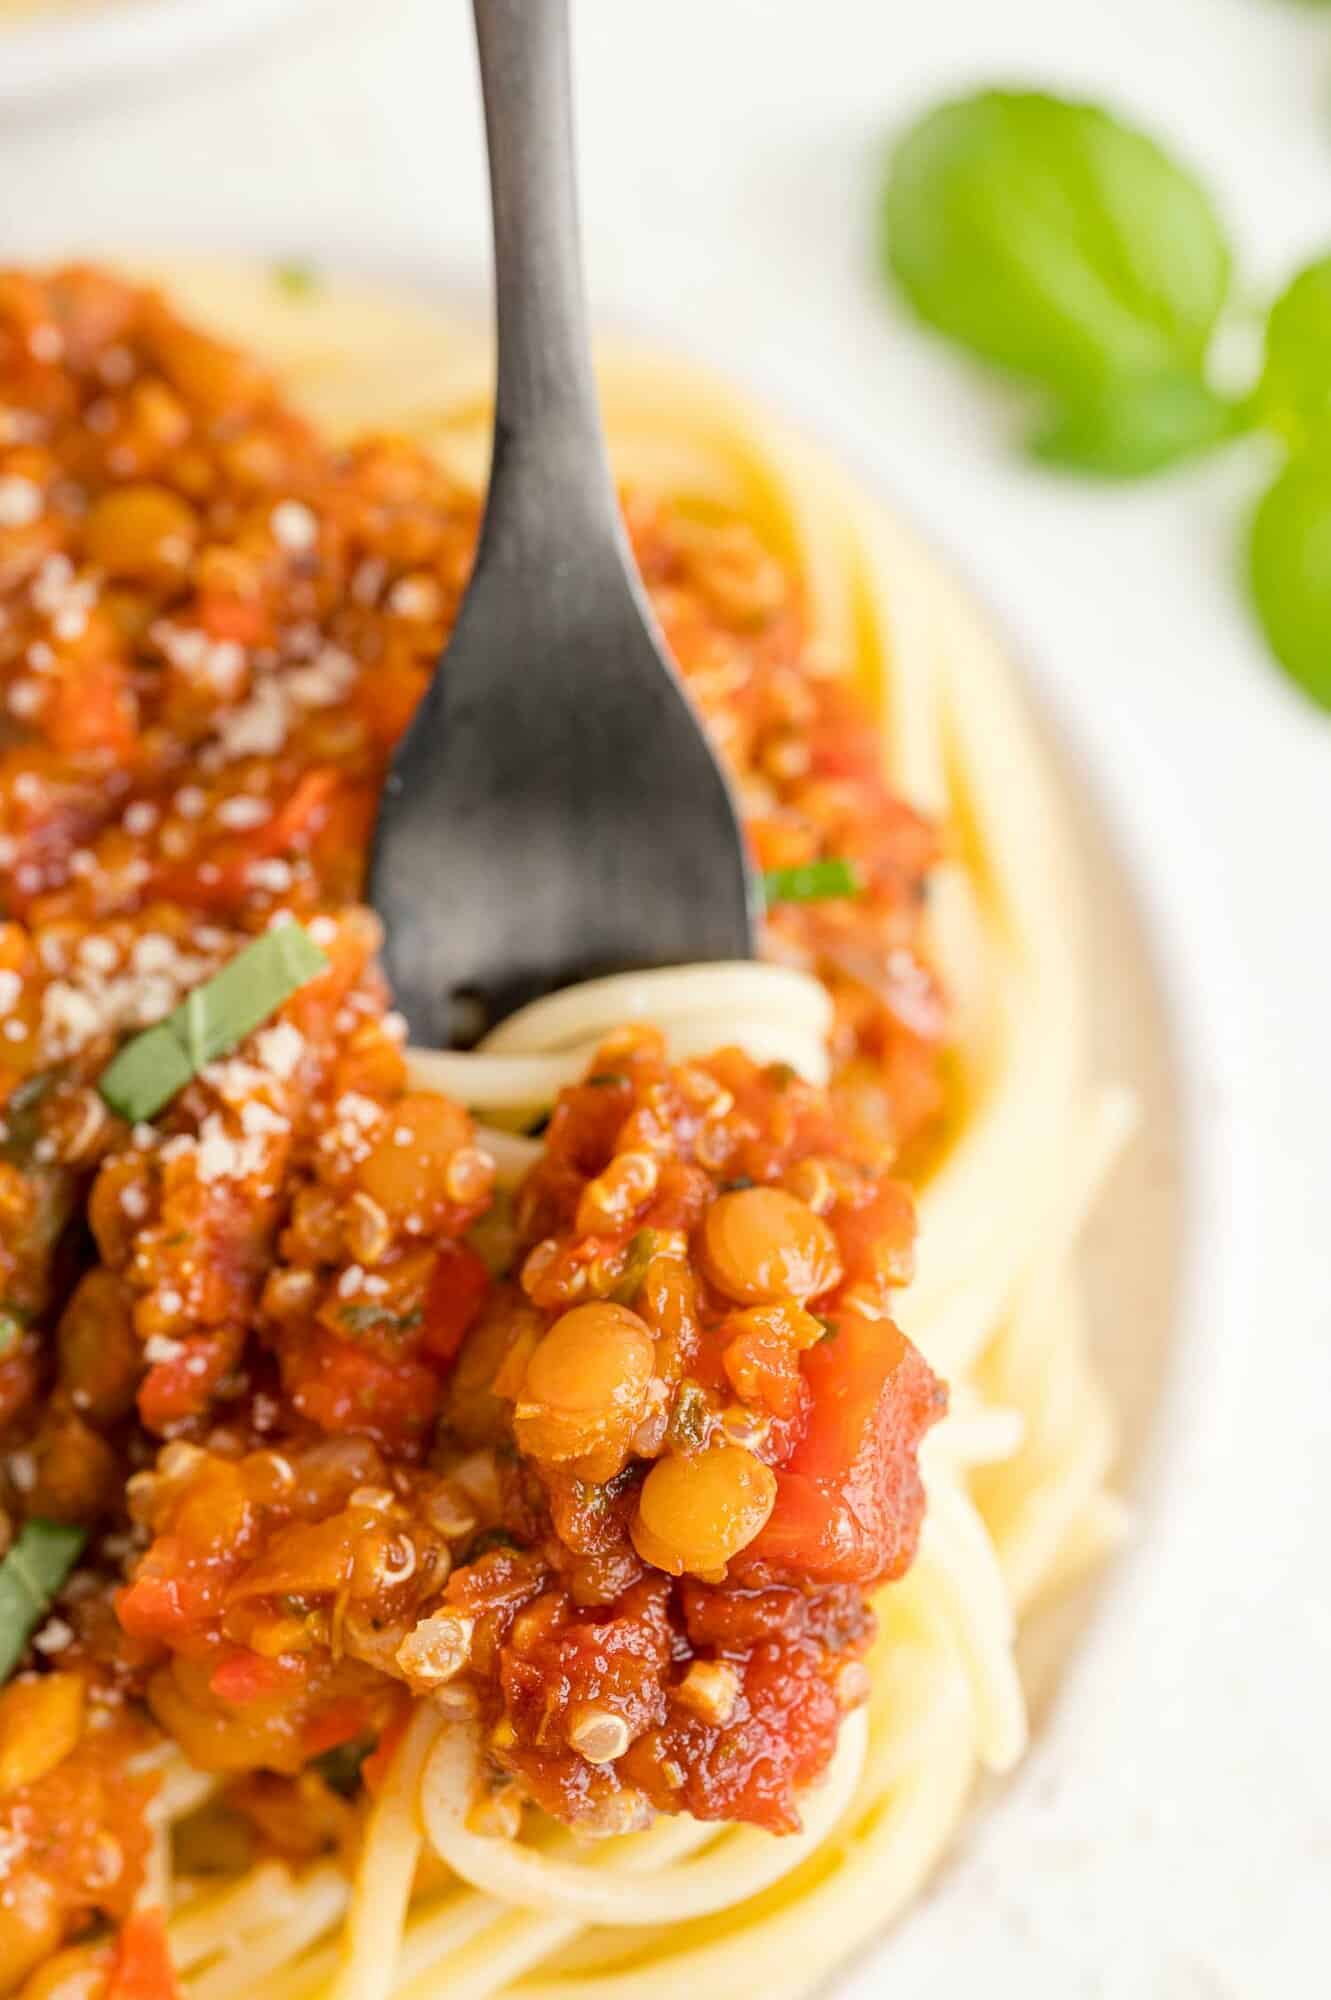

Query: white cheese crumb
left=77, top=936, right=119, bottom=973
left=286, top=646, right=356, bottom=709
left=215, top=679, right=289, bottom=761
left=41, top=981, right=104, bottom=1058
left=351, top=557, right=386, bottom=605
left=216, top=795, right=271, bottom=831
left=270, top=500, right=319, bottom=553
left=0, top=476, right=42, bottom=528
left=32, top=1617, right=73, bottom=1655
left=97, top=345, right=134, bottom=387
left=336, top=1093, right=382, bottom=1131
left=248, top=858, right=293, bottom=893
left=239, top=1100, right=289, bottom=1138
left=193, top=1112, right=269, bottom=1183
left=388, top=575, right=442, bottom=620
left=6, top=680, right=42, bottom=720
left=255, top=1021, right=305, bottom=1079
left=28, top=324, right=63, bottom=363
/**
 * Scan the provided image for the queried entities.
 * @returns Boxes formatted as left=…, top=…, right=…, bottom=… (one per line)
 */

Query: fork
left=368, top=0, right=757, bottom=1049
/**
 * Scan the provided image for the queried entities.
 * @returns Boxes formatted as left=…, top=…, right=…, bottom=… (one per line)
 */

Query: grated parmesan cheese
left=0, top=476, right=42, bottom=529
left=270, top=500, right=319, bottom=553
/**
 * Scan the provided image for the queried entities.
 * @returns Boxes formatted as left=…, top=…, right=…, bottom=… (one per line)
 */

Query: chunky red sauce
left=0, top=268, right=947, bottom=1987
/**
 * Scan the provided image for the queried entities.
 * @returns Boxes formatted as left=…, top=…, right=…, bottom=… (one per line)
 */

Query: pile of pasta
left=132, top=267, right=1133, bottom=2000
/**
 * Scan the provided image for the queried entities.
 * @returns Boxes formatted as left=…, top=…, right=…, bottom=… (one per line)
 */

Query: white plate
left=0, top=0, right=322, bottom=116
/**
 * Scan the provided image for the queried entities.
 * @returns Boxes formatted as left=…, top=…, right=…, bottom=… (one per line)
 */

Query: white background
left=4, top=3, right=1329, bottom=1993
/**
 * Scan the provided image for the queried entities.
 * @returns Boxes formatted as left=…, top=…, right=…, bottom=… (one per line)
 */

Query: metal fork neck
left=473, top=0, right=620, bottom=552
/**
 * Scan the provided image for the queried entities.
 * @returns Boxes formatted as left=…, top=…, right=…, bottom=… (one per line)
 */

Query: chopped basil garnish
left=312, top=1736, right=373, bottom=1795
left=610, top=1229, right=656, bottom=1306
left=273, top=261, right=321, bottom=299
left=0, top=1304, right=32, bottom=1356
left=0, top=1070, right=58, bottom=1164
left=98, top=924, right=327, bottom=1123
left=669, top=1382, right=711, bottom=1452
left=761, top=858, right=862, bottom=906
left=0, top=1519, right=86, bottom=1682
left=816, top=1316, right=840, bottom=1343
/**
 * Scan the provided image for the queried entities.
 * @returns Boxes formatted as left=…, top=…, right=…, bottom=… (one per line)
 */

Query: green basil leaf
left=0, top=1519, right=86, bottom=1681
left=272, top=261, right=322, bottom=299
left=1029, top=369, right=1241, bottom=477
left=99, top=922, right=327, bottom=1123
left=0, top=1304, right=32, bottom=1356
left=1254, top=254, right=1331, bottom=453
left=761, top=858, right=861, bottom=905
left=610, top=1229, right=657, bottom=1306
left=1249, top=456, right=1331, bottom=711
left=311, top=1736, right=372, bottom=1795
left=883, top=90, right=1232, bottom=394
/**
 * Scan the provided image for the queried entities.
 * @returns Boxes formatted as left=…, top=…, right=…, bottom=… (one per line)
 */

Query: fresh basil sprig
left=1029, top=370, right=1239, bottom=479
left=881, top=87, right=1331, bottom=711
left=1249, top=456, right=1331, bottom=709
left=883, top=90, right=1239, bottom=475
left=1252, top=255, right=1331, bottom=454
left=0, top=1520, right=85, bottom=1682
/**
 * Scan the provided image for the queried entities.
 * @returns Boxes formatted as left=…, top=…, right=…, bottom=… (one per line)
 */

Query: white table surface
left=4, top=3, right=1328, bottom=1992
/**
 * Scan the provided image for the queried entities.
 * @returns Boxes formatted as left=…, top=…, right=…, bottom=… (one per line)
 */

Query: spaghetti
left=0, top=266, right=1132, bottom=2000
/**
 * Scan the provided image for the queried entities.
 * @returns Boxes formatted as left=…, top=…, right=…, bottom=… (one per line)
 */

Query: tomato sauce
left=0, top=268, right=948, bottom=1981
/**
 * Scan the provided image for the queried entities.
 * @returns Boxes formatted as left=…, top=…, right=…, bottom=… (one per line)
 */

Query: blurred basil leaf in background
left=1030, top=369, right=1239, bottom=477
left=1250, top=456, right=1331, bottom=710
left=1253, top=255, right=1331, bottom=453
left=877, top=82, right=1331, bottom=711
left=883, top=91, right=1232, bottom=394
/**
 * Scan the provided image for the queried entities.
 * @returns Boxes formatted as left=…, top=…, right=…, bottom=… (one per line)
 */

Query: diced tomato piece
left=419, top=1242, right=491, bottom=1369
left=260, top=767, right=338, bottom=847
left=805, top=720, right=884, bottom=783
left=137, top=1327, right=243, bottom=1433
left=831, top=1183, right=916, bottom=1293
left=197, top=593, right=269, bottom=646
left=283, top=1332, right=442, bottom=1451
left=117, top=1539, right=223, bottom=1642
left=301, top=1697, right=373, bottom=1760
left=42, top=652, right=137, bottom=761
left=744, top=1309, right=944, bottom=1586
left=209, top=1649, right=307, bottom=1705
left=106, top=1910, right=180, bottom=2000
left=152, top=768, right=339, bottom=909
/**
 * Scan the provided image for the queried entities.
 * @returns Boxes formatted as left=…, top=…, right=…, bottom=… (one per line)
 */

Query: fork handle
left=472, top=0, right=620, bottom=551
